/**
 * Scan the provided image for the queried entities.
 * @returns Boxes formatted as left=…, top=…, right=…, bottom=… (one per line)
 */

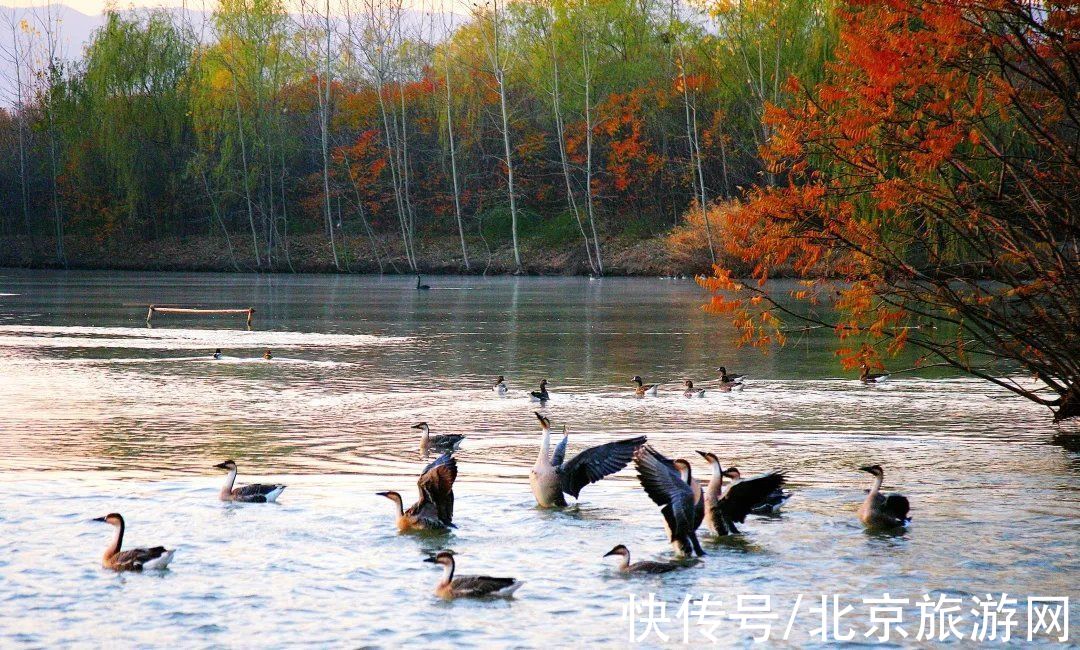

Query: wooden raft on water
left=146, top=305, right=255, bottom=329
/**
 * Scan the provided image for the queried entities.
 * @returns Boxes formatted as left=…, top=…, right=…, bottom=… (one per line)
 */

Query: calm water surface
left=0, top=270, right=1077, bottom=648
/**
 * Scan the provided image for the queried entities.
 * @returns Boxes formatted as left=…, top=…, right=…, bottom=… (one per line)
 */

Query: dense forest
left=0, top=0, right=836, bottom=274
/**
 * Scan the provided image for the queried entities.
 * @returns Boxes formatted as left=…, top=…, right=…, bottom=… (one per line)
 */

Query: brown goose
left=214, top=460, right=286, bottom=503
left=603, top=545, right=680, bottom=574
left=682, top=380, right=705, bottom=398
left=860, top=363, right=890, bottom=384
left=377, top=452, right=457, bottom=532
left=631, top=375, right=658, bottom=397
left=414, top=422, right=465, bottom=456
left=858, top=464, right=910, bottom=529
left=695, top=451, right=785, bottom=536
left=530, top=413, right=646, bottom=508
left=92, top=513, right=175, bottom=572
left=263, top=349, right=273, bottom=360
left=634, top=446, right=705, bottom=557
left=424, top=551, right=523, bottom=599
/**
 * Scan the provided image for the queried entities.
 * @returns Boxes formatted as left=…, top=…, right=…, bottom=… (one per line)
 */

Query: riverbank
left=0, top=231, right=713, bottom=276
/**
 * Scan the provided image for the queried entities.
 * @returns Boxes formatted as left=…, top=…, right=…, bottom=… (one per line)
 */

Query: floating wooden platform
left=146, top=305, right=255, bottom=328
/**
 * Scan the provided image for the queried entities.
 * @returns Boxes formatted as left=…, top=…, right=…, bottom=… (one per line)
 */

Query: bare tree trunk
left=442, top=39, right=469, bottom=270
left=679, top=49, right=716, bottom=265
left=231, top=75, right=261, bottom=269
left=581, top=15, right=602, bottom=274
left=318, top=0, right=340, bottom=270
left=483, top=0, right=522, bottom=273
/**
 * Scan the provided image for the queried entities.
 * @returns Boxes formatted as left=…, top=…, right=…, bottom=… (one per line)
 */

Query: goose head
left=723, top=467, right=742, bottom=480
left=673, top=458, right=693, bottom=483
left=214, top=348, right=221, bottom=354
left=263, top=349, right=272, bottom=359
left=684, top=380, right=693, bottom=389
left=411, top=422, right=430, bottom=433
left=423, top=550, right=456, bottom=567
left=496, top=375, right=505, bottom=383
left=534, top=412, right=550, bottom=431
left=214, top=460, right=237, bottom=472
left=603, top=544, right=630, bottom=559
left=859, top=464, right=884, bottom=477
left=92, top=513, right=124, bottom=527
left=695, top=450, right=720, bottom=466
left=539, top=379, right=548, bottom=389
left=376, top=490, right=403, bottom=506
left=631, top=375, right=644, bottom=386
left=717, top=366, right=728, bottom=375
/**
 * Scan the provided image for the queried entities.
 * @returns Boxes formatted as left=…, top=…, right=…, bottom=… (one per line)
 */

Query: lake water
left=0, top=269, right=1076, bottom=648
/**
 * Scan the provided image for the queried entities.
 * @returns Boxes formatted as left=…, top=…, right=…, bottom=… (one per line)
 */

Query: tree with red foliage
left=700, top=0, right=1079, bottom=420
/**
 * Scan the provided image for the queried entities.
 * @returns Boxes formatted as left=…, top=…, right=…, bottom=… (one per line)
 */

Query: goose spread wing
left=550, top=434, right=569, bottom=467
left=558, top=436, right=647, bottom=498
left=113, top=546, right=169, bottom=570
left=634, top=446, right=695, bottom=542
left=720, top=472, right=786, bottom=523
left=452, top=575, right=518, bottom=597
left=418, top=452, right=458, bottom=525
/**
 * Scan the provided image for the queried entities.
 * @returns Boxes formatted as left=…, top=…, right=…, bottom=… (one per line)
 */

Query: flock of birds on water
left=92, top=358, right=906, bottom=599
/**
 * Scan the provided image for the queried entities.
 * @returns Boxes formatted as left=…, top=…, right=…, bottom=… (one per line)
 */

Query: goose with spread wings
left=634, top=445, right=706, bottom=557
left=696, top=451, right=786, bottom=536
left=377, top=452, right=458, bottom=532
left=529, top=412, right=646, bottom=508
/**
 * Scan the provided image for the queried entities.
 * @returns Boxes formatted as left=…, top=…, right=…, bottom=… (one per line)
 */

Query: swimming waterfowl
left=857, top=464, right=910, bottom=529
left=214, top=460, right=286, bottom=503
left=416, top=275, right=431, bottom=291
left=212, top=348, right=222, bottom=360
left=721, top=466, right=791, bottom=515
left=92, top=513, right=175, bottom=572
left=530, top=412, right=646, bottom=508
left=633, top=445, right=705, bottom=557
left=378, top=453, right=457, bottom=532
left=683, top=380, right=705, bottom=398
left=530, top=379, right=550, bottom=403
left=414, top=422, right=465, bottom=456
left=263, top=349, right=273, bottom=360
left=423, top=551, right=522, bottom=599
left=603, top=544, right=680, bottom=574
left=695, top=451, right=786, bottom=536
left=860, top=363, right=890, bottom=384
left=717, top=367, right=745, bottom=384
left=493, top=375, right=508, bottom=396
left=631, top=376, right=658, bottom=397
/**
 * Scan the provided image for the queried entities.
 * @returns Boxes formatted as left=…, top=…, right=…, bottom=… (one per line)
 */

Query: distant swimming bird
left=860, top=363, right=890, bottom=384
left=214, top=460, right=286, bottom=503
left=530, top=412, right=646, bottom=508
left=721, top=466, right=791, bottom=515
left=530, top=379, right=549, bottom=403
left=857, top=464, right=910, bottom=529
left=631, top=375, right=658, bottom=397
left=493, top=375, right=508, bottom=396
left=92, top=513, right=174, bottom=572
left=634, top=445, right=705, bottom=557
left=414, top=422, right=465, bottom=456
left=378, top=453, right=458, bottom=532
left=717, top=367, right=745, bottom=384
left=213, top=348, right=222, bottom=360
left=416, top=275, right=431, bottom=291
left=263, top=349, right=273, bottom=360
left=694, top=451, right=785, bottom=536
left=423, top=551, right=522, bottom=599
left=683, top=380, right=705, bottom=398
left=603, top=544, right=680, bottom=574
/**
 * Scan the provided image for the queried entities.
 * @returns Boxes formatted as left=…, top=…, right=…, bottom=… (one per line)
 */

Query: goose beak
left=90, top=516, right=106, bottom=522
left=695, top=450, right=711, bottom=460
left=603, top=549, right=618, bottom=557
left=213, top=462, right=229, bottom=469
left=858, top=465, right=875, bottom=474
left=423, top=556, right=438, bottom=564
left=375, top=491, right=392, bottom=498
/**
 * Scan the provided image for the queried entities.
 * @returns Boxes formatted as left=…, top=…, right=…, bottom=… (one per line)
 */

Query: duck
left=423, top=551, right=522, bottom=599
left=720, top=466, right=791, bottom=514
left=214, top=460, right=286, bottom=503
left=92, top=513, right=175, bottom=572
left=860, top=363, right=890, bottom=384
left=631, top=375, right=658, bottom=397
left=717, top=366, right=745, bottom=384
left=857, top=464, right=910, bottom=529
left=414, top=422, right=465, bottom=456
left=377, top=452, right=458, bottom=532
left=530, top=379, right=550, bottom=403
left=694, top=451, right=786, bottom=536
left=603, top=544, right=681, bottom=574
left=212, top=348, right=222, bottom=360
left=682, top=380, right=705, bottom=398
left=493, top=375, right=508, bottom=396
left=530, top=412, right=646, bottom=508
left=263, top=349, right=273, bottom=360
left=633, top=445, right=705, bottom=557
left=416, top=275, right=431, bottom=291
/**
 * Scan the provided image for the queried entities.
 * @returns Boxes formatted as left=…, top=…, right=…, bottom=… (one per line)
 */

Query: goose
left=214, top=460, right=286, bottom=503
left=92, top=513, right=175, bottom=572
left=674, top=458, right=706, bottom=534
left=493, top=375, right=508, bottom=396
left=416, top=275, right=431, bottom=291
left=414, top=422, right=465, bottom=456
left=377, top=452, right=457, bottom=532
left=721, top=466, right=791, bottom=514
left=633, top=445, right=705, bottom=557
left=212, top=348, right=222, bottom=360
left=860, top=363, right=890, bottom=384
left=694, top=451, right=785, bottom=536
left=263, top=349, right=273, bottom=360
left=603, top=544, right=680, bottom=574
left=683, top=380, right=705, bottom=398
left=717, top=367, right=745, bottom=384
left=631, top=375, right=658, bottom=397
left=857, top=464, right=910, bottom=529
left=424, top=551, right=522, bottom=599
left=530, top=412, right=646, bottom=508
left=530, top=379, right=550, bottom=403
